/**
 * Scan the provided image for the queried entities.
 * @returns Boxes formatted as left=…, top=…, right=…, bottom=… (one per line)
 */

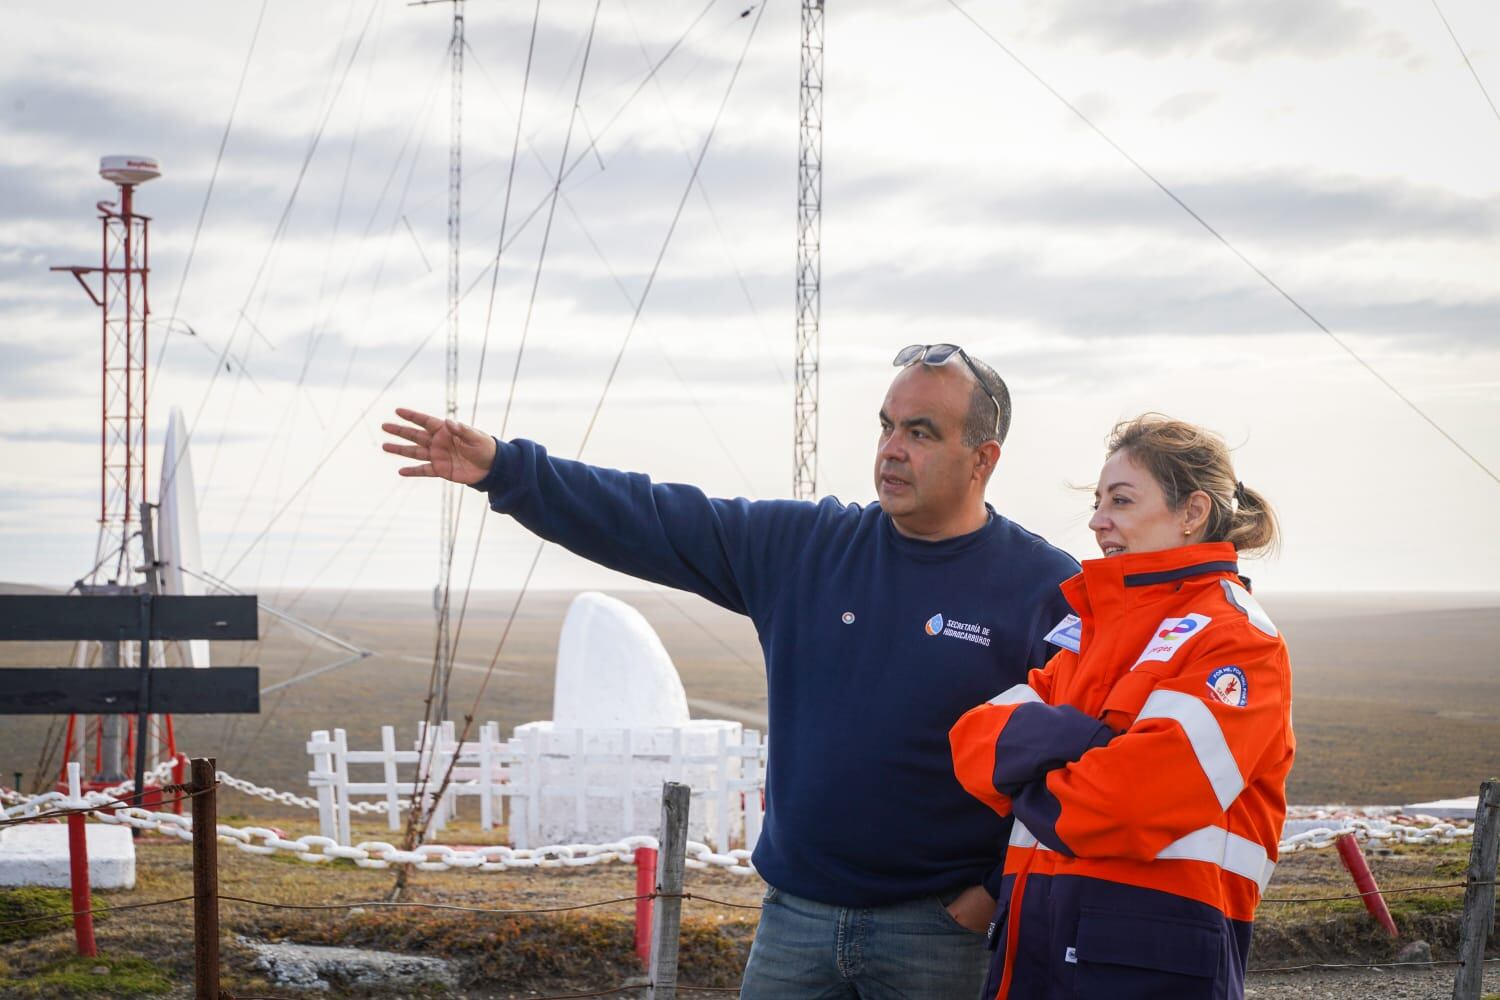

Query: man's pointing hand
left=381, top=407, right=496, bottom=486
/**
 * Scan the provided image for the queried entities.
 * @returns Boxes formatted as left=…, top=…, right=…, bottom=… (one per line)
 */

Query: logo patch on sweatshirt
left=1131, top=613, right=1212, bottom=668
left=923, top=613, right=992, bottom=647
left=1208, top=665, right=1249, bottom=707
left=1044, top=614, right=1082, bottom=653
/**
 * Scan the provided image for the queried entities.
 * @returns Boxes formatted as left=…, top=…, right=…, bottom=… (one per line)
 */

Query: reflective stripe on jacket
left=949, top=542, right=1295, bottom=999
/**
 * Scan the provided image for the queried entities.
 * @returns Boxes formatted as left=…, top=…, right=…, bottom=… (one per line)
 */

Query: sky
left=1, top=0, right=1498, bottom=599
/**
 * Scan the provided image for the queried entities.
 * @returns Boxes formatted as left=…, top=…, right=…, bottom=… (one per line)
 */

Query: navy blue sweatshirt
left=473, top=439, right=1079, bottom=906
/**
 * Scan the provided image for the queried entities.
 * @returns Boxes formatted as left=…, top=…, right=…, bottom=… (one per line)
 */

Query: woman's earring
left=1183, top=527, right=1192, bottom=536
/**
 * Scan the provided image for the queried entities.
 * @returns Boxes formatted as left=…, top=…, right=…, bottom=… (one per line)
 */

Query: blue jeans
left=740, top=885, right=990, bottom=999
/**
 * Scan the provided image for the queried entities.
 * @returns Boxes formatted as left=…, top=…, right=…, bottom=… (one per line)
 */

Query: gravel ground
left=1246, top=961, right=1500, bottom=999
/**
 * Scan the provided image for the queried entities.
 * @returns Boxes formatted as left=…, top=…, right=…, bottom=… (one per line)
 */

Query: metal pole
left=792, top=0, right=824, bottom=500
left=434, top=0, right=464, bottom=724
left=98, top=634, right=124, bottom=782
left=132, top=593, right=152, bottom=809
left=191, top=757, right=220, bottom=1000
left=648, top=782, right=690, bottom=1000
left=1453, top=779, right=1499, bottom=1000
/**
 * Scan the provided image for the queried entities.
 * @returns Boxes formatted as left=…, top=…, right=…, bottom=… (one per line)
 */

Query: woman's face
left=1089, top=449, right=1196, bottom=557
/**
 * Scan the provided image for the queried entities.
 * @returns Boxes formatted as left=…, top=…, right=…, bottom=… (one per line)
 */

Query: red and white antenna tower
left=53, top=155, right=161, bottom=585
left=50, top=155, right=175, bottom=789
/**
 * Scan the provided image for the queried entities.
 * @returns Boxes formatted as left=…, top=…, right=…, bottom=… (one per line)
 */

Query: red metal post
left=634, top=846, right=658, bottom=966
left=1335, top=832, right=1398, bottom=937
left=65, top=763, right=98, bottom=957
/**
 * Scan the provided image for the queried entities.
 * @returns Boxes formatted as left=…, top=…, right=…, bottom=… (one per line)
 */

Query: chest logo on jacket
left=1132, top=613, right=1213, bottom=668
left=923, top=613, right=992, bottom=647
left=1044, top=614, right=1082, bottom=653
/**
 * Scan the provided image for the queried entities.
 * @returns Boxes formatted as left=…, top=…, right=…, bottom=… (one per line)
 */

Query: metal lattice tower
left=52, top=158, right=160, bottom=585
left=51, top=156, right=163, bottom=783
left=436, top=0, right=464, bottom=721
left=793, top=0, right=823, bottom=500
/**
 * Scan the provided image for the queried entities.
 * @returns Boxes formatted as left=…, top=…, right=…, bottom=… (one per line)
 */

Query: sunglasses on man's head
left=892, top=344, right=1002, bottom=441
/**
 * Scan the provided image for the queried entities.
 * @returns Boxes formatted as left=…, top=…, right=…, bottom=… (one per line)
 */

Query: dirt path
left=1247, top=961, right=1499, bottom=998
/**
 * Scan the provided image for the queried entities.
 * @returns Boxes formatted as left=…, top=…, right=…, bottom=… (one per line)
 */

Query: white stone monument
left=513, top=592, right=744, bottom=847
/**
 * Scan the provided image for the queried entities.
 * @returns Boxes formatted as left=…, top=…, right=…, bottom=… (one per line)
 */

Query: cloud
left=832, top=252, right=1500, bottom=346
left=1037, top=0, right=1410, bottom=63
left=950, top=168, right=1500, bottom=247
left=1152, top=90, right=1218, bottom=121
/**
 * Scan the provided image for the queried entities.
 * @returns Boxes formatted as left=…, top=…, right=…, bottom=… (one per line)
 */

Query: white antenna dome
left=100, top=155, right=160, bottom=185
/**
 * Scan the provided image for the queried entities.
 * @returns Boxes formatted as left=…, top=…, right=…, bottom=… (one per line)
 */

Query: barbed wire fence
left=1, top=765, right=1495, bottom=998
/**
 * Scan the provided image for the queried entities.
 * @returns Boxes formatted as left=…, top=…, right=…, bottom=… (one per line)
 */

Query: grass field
left=2, top=586, right=1495, bottom=808
left=0, top=829, right=1489, bottom=998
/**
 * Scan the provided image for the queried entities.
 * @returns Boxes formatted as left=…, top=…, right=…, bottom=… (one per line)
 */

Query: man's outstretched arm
left=380, top=407, right=820, bottom=617
left=381, top=407, right=495, bottom=485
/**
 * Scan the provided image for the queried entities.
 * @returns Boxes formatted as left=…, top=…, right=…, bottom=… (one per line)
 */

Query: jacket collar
left=1063, top=542, right=1241, bottom=620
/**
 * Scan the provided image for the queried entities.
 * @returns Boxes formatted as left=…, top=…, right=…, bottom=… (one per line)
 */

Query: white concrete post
left=333, top=728, right=352, bottom=846
left=309, top=730, right=335, bottom=841
left=380, top=726, right=400, bottom=832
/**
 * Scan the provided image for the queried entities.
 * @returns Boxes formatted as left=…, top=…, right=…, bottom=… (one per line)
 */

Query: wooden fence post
left=1453, top=779, right=1499, bottom=1000
left=648, top=782, right=690, bottom=1000
left=191, top=757, right=220, bottom=1000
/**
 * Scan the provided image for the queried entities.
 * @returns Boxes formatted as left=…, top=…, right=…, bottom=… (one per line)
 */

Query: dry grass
left=0, top=828, right=1491, bottom=997
left=0, top=820, right=761, bottom=999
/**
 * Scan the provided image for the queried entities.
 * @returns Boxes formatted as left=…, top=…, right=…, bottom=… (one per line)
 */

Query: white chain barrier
left=2, top=770, right=757, bottom=875
left=1277, top=810, right=1474, bottom=853
left=1, top=758, right=180, bottom=818
left=0, top=769, right=1467, bottom=873
left=214, top=770, right=410, bottom=814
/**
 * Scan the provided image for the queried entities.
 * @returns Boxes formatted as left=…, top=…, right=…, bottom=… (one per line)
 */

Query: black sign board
left=0, top=592, right=261, bottom=801
left=0, top=667, right=260, bottom=715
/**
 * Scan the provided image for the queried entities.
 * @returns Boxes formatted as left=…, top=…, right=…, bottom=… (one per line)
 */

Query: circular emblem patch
left=841, top=611, right=855, bottom=625
left=1207, top=665, right=1249, bottom=707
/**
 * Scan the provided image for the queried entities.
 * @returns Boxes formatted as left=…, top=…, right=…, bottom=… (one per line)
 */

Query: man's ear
left=974, top=441, right=1002, bottom=481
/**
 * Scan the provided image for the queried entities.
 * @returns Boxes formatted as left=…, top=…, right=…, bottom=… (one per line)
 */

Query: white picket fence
left=306, top=721, right=767, bottom=852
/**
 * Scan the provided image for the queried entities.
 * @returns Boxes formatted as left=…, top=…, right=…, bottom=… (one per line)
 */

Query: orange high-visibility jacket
left=950, top=542, right=1294, bottom=999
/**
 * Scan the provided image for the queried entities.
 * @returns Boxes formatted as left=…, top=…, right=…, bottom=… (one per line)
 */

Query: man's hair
left=961, top=354, right=1011, bottom=448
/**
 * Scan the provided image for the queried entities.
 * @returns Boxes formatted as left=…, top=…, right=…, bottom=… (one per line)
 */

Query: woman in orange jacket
left=950, top=414, right=1293, bottom=1000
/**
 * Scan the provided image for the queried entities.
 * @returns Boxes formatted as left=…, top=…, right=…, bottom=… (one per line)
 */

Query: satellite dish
left=158, top=407, right=209, bottom=668
left=99, top=155, right=160, bottom=186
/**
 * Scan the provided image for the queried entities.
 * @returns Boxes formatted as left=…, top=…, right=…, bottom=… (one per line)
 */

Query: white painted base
left=514, top=720, right=744, bottom=847
left=0, top=824, right=137, bottom=889
left=1403, top=796, right=1480, bottom=819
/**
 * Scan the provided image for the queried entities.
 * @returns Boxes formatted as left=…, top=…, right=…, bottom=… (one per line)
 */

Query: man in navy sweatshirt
left=383, top=345, right=1079, bottom=998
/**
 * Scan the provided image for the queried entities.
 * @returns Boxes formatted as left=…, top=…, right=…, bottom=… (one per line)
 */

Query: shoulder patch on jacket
left=1207, top=665, right=1249, bottom=707
left=1221, top=579, right=1277, bottom=637
left=1044, top=614, right=1082, bottom=653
